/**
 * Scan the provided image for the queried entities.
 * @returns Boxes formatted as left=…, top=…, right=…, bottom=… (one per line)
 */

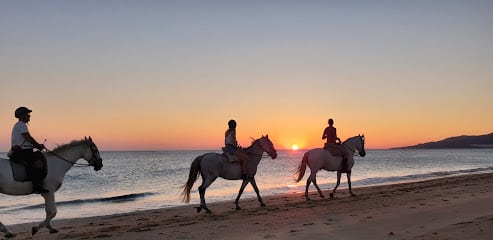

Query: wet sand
left=7, top=172, right=493, bottom=240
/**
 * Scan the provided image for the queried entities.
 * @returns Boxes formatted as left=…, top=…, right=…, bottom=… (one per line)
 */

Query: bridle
left=245, top=137, right=276, bottom=158
left=45, top=140, right=101, bottom=167
left=342, top=136, right=365, bottom=157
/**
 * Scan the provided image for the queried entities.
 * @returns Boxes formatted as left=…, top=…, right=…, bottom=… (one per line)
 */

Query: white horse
left=182, top=135, right=277, bottom=213
left=295, top=135, right=366, bottom=200
left=0, top=137, right=103, bottom=238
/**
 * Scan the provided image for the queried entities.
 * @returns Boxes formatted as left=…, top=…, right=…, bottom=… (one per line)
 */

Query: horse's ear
left=84, top=136, right=88, bottom=141
left=89, top=136, right=93, bottom=141
left=266, top=134, right=269, bottom=138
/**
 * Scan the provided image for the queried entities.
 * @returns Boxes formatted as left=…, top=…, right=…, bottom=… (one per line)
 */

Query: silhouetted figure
left=224, top=120, right=250, bottom=179
left=322, top=118, right=349, bottom=172
left=10, top=107, right=48, bottom=194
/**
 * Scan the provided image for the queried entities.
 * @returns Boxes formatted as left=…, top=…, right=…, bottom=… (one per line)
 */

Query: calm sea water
left=0, top=149, right=492, bottom=225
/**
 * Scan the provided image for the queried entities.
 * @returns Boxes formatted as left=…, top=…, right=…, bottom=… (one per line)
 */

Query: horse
left=295, top=135, right=366, bottom=200
left=0, top=137, right=103, bottom=238
left=182, top=135, right=277, bottom=213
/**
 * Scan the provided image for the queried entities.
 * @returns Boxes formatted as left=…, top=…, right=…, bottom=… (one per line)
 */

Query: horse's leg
left=249, top=178, right=266, bottom=207
left=305, top=171, right=323, bottom=200
left=197, top=177, right=216, bottom=214
left=235, top=179, right=249, bottom=210
left=304, top=177, right=310, bottom=200
left=330, top=171, right=342, bottom=199
left=32, top=192, right=58, bottom=235
left=0, top=221, right=16, bottom=238
left=347, top=171, right=356, bottom=197
left=312, top=176, right=324, bottom=199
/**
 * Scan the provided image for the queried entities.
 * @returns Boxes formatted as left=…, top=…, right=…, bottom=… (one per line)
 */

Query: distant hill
left=395, top=133, right=493, bottom=149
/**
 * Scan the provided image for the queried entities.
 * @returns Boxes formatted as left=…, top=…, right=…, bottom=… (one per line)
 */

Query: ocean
left=0, top=149, right=492, bottom=225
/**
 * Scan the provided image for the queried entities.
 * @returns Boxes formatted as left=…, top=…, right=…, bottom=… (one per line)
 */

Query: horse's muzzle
left=270, top=152, right=278, bottom=159
left=93, top=162, right=103, bottom=171
left=359, top=150, right=366, bottom=157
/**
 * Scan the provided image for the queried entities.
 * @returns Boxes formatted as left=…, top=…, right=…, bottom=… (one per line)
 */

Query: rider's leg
left=341, top=156, right=348, bottom=172
left=339, top=146, right=348, bottom=172
left=30, top=152, right=48, bottom=194
left=236, top=152, right=249, bottom=178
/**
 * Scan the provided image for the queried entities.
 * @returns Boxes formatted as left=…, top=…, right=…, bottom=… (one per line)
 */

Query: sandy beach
left=7, top=172, right=493, bottom=240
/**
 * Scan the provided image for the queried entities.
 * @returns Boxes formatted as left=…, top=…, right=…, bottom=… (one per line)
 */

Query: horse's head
left=257, top=135, right=277, bottom=159
left=356, top=134, right=366, bottom=157
left=83, top=136, right=103, bottom=171
left=344, top=134, right=366, bottom=157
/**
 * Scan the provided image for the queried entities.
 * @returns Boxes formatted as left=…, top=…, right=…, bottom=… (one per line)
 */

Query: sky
left=1, top=1, right=492, bottom=151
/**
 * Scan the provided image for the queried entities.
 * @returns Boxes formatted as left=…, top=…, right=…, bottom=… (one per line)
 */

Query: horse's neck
left=246, top=142, right=263, bottom=163
left=343, top=138, right=357, bottom=151
left=48, top=146, right=83, bottom=173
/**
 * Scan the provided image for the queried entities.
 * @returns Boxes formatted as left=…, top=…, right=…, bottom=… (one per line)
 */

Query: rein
left=246, top=151, right=270, bottom=158
left=342, top=139, right=363, bottom=157
left=45, top=149, right=91, bottom=167
left=244, top=139, right=272, bottom=158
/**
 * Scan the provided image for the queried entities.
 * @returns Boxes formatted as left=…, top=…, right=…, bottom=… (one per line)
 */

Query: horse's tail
left=181, top=155, right=203, bottom=203
left=295, top=152, right=309, bottom=182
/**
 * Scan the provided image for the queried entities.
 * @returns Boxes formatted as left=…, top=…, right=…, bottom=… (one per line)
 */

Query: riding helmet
left=15, top=107, right=32, bottom=118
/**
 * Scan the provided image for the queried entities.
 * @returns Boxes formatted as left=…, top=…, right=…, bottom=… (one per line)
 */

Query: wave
left=9, top=192, right=156, bottom=211
left=262, top=167, right=493, bottom=195
left=352, top=167, right=493, bottom=187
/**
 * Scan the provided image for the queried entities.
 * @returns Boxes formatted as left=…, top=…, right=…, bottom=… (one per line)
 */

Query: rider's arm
left=322, top=128, right=327, bottom=139
left=334, top=128, right=341, bottom=144
left=21, top=132, right=45, bottom=150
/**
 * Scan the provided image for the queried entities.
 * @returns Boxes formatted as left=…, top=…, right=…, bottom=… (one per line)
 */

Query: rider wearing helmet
left=225, top=119, right=250, bottom=179
left=11, top=107, right=48, bottom=193
left=322, top=118, right=349, bottom=172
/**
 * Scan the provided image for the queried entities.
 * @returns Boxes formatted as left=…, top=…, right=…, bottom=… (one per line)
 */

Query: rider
left=224, top=119, right=250, bottom=179
left=10, top=107, right=48, bottom=193
left=322, top=118, right=349, bottom=172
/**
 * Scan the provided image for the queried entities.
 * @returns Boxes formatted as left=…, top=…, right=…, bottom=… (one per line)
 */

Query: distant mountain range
left=395, top=133, right=493, bottom=149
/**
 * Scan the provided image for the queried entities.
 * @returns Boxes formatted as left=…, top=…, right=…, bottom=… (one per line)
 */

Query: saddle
left=9, top=156, right=47, bottom=182
left=324, top=143, right=344, bottom=157
left=221, top=147, right=241, bottom=163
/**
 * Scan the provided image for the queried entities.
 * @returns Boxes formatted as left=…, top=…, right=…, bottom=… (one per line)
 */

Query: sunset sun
left=291, top=144, right=299, bottom=151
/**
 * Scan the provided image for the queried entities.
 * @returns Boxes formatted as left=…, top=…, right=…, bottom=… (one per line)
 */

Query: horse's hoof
left=320, top=195, right=325, bottom=198
left=195, top=207, right=202, bottom=213
left=235, top=206, right=242, bottom=210
left=4, top=232, right=16, bottom=238
left=205, top=208, right=212, bottom=214
left=350, top=193, right=357, bottom=197
left=260, top=203, right=266, bottom=207
left=329, top=193, right=334, bottom=199
left=32, top=226, right=38, bottom=236
left=49, top=228, right=59, bottom=234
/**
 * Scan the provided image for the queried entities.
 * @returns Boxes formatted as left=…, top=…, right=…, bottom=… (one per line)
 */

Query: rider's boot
left=32, top=182, right=49, bottom=194
left=341, top=157, right=348, bottom=173
left=31, top=168, right=48, bottom=194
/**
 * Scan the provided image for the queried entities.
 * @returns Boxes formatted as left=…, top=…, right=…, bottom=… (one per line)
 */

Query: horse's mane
left=52, top=139, right=87, bottom=153
left=243, top=137, right=260, bottom=151
left=343, top=136, right=356, bottom=144
left=343, top=135, right=364, bottom=145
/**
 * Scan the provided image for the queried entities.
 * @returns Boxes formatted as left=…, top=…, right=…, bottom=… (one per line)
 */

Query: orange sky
left=1, top=1, right=492, bottom=151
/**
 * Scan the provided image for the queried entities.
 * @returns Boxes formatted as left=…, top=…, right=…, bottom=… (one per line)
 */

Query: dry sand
left=7, top=172, right=493, bottom=240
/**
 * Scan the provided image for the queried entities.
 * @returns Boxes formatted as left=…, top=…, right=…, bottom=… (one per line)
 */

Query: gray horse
left=0, top=137, right=103, bottom=238
left=182, top=135, right=277, bottom=213
left=295, top=135, right=366, bottom=200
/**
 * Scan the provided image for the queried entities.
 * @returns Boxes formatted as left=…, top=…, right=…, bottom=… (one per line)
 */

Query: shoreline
left=7, top=172, right=493, bottom=239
